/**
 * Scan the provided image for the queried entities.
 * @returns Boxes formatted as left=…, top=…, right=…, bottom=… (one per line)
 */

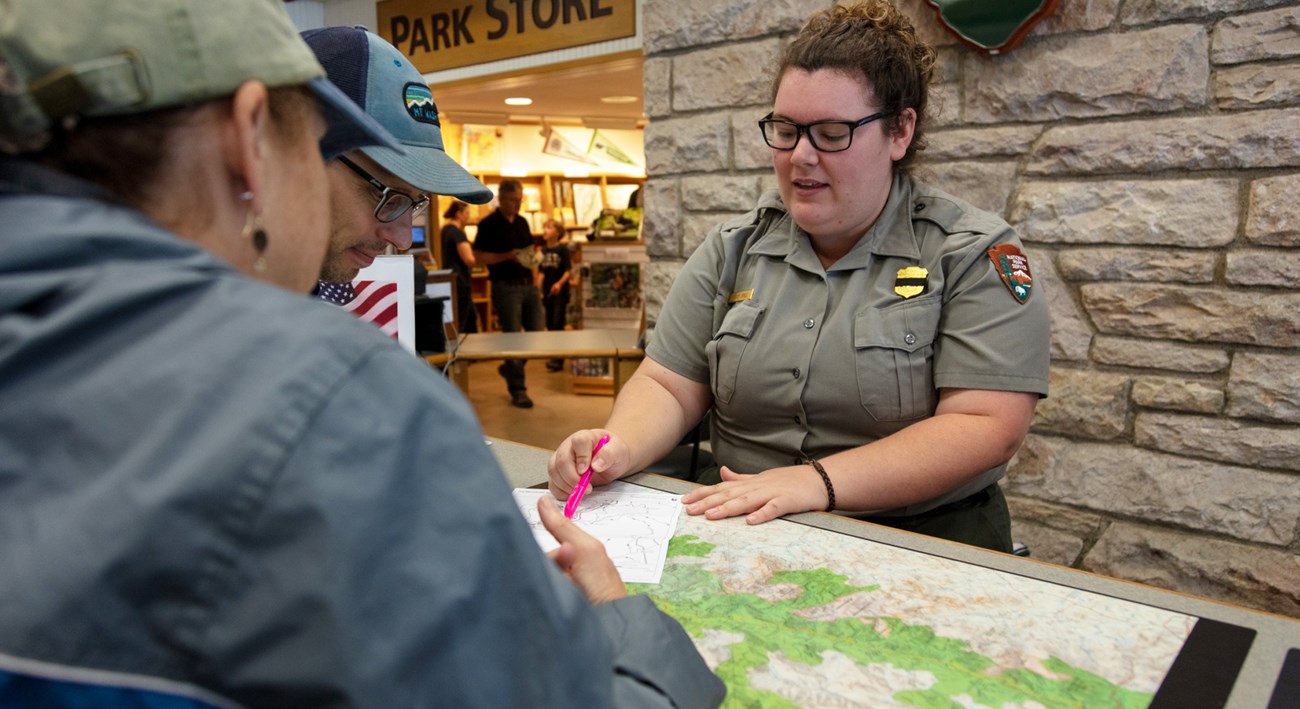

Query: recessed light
left=504, top=97, right=533, bottom=106
left=600, top=95, right=638, bottom=104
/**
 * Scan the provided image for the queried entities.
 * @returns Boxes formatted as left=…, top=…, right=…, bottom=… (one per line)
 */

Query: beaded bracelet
left=808, top=459, right=836, bottom=512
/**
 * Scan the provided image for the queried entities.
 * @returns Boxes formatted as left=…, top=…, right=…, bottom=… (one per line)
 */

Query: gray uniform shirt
left=647, top=174, right=1050, bottom=516
left=0, top=159, right=724, bottom=708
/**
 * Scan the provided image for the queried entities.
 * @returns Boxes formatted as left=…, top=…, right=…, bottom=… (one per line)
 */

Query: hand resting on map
left=681, top=465, right=831, bottom=525
left=537, top=496, right=627, bottom=604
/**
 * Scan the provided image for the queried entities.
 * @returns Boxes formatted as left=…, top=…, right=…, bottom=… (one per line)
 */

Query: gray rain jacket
left=0, top=158, right=724, bottom=708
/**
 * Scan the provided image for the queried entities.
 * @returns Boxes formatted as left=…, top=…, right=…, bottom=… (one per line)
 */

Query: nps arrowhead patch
left=987, top=244, right=1034, bottom=304
left=922, top=0, right=1059, bottom=55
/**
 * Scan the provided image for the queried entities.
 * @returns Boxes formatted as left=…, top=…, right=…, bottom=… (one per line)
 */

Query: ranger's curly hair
left=773, top=0, right=937, bottom=175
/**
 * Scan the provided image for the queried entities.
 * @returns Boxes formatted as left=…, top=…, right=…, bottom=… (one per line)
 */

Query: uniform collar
left=747, top=173, right=921, bottom=273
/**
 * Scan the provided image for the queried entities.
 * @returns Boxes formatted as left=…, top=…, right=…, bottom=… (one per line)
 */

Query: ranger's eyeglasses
left=758, top=111, right=894, bottom=153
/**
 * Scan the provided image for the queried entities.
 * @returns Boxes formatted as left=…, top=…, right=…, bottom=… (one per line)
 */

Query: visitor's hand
left=538, top=496, right=626, bottom=604
left=548, top=429, right=627, bottom=500
left=681, top=465, right=829, bottom=524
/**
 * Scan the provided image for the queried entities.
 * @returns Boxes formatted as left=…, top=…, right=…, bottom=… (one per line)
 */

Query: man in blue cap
left=301, top=27, right=494, bottom=306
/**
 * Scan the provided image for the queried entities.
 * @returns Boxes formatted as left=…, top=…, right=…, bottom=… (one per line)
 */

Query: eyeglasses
left=337, top=155, right=429, bottom=223
left=758, top=111, right=894, bottom=153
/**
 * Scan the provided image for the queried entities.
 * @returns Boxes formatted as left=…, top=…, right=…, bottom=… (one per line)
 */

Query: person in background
left=548, top=0, right=1049, bottom=553
left=537, top=218, right=573, bottom=372
left=0, top=3, right=725, bottom=707
left=442, top=200, right=480, bottom=334
left=474, top=178, right=546, bottom=408
left=302, top=27, right=493, bottom=308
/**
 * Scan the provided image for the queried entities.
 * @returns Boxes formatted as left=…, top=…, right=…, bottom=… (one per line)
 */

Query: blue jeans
left=491, top=282, right=544, bottom=394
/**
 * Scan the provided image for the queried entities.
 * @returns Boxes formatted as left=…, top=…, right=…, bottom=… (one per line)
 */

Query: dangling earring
left=241, top=190, right=269, bottom=273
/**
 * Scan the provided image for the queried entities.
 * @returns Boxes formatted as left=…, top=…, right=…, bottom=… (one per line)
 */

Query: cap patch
left=894, top=266, right=928, bottom=299
left=403, top=82, right=439, bottom=125
left=987, top=244, right=1033, bottom=304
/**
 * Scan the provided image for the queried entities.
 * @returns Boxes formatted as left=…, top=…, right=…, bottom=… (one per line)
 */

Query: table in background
left=488, top=438, right=1300, bottom=709
left=424, top=328, right=643, bottom=396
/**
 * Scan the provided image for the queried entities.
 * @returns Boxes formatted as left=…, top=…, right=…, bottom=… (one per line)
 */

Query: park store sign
left=379, top=0, right=636, bottom=73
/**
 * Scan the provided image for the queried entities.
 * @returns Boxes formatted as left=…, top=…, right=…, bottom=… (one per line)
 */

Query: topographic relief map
left=629, top=512, right=1196, bottom=708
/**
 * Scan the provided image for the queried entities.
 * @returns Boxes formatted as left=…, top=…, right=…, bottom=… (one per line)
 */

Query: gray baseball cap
left=0, top=0, right=401, bottom=157
left=301, top=27, right=492, bottom=204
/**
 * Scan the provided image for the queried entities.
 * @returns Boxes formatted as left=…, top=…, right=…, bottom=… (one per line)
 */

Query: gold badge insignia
left=894, top=267, right=929, bottom=299
left=728, top=289, right=754, bottom=303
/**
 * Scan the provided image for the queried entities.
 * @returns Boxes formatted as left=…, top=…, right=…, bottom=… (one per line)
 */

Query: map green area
left=630, top=514, right=1194, bottom=708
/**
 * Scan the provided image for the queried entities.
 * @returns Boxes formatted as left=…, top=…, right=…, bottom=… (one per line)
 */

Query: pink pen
left=564, top=433, right=611, bottom=518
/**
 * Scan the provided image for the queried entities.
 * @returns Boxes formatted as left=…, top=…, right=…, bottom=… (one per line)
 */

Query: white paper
left=512, top=483, right=682, bottom=584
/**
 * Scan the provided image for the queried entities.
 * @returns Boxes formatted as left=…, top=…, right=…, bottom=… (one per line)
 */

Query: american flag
left=342, top=280, right=400, bottom=339
left=314, top=281, right=356, bottom=306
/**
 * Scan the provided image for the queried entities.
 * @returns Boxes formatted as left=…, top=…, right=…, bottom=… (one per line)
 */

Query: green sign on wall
left=923, top=0, right=1059, bottom=54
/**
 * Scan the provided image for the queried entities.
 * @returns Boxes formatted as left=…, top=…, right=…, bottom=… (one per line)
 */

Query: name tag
left=728, top=289, right=754, bottom=303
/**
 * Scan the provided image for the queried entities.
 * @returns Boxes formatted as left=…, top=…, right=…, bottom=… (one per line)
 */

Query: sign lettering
left=380, top=0, right=635, bottom=74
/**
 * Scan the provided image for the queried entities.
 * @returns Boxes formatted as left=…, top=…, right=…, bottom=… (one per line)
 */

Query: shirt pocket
left=706, top=301, right=764, bottom=405
left=853, top=297, right=941, bottom=422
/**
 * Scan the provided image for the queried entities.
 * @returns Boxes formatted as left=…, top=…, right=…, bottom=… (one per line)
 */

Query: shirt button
left=804, top=318, right=815, bottom=329
left=905, top=333, right=917, bottom=345
left=792, top=367, right=801, bottom=378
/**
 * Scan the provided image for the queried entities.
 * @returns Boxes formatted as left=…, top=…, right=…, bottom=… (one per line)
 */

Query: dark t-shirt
left=474, top=210, right=534, bottom=282
left=540, top=244, right=571, bottom=293
left=440, top=223, right=471, bottom=282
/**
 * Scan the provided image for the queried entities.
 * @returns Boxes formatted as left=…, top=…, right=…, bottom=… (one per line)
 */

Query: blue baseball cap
left=301, top=26, right=493, bottom=204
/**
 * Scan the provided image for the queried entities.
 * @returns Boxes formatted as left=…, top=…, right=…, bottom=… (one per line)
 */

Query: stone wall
left=641, top=0, right=1300, bottom=617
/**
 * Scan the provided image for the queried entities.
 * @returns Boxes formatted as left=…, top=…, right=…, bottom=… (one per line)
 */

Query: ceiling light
left=600, top=95, right=638, bottom=104
left=504, top=97, right=533, bottom=106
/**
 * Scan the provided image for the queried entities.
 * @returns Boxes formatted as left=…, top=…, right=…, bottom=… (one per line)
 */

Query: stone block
left=644, top=115, right=731, bottom=175
left=1226, top=248, right=1300, bottom=286
left=643, top=57, right=671, bottom=119
left=672, top=40, right=782, bottom=112
left=927, top=126, right=1042, bottom=160
left=1131, top=375, right=1224, bottom=414
left=1005, top=494, right=1106, bottom=566
left=1091, top=336, right=1230, bottom=373
left=682, top=213, right=724, bottom=259
left=642, top=0, right=808, bottom=54
left=1031, top=368, right=1129, bottom=439
left=732, top=111, right=771, bottom=172
left=964, top=25, right=1209, bottom=123
left=1122, top=0, right=1291, bottom=26
left=1082, top=283, right=1300, bottom=348
left=916, top=160, right=1018, bottom=216
left=1247, top=173, right=1300, bottom=245
left=1056, top=247, right=1217, bottom=283
left=1006, top=518, right=1086, bottom=567
left=1226, top=352, right=1300, bottom=423
left=681, top=175, right=759, bottom=213
left=644, top=260, right=685, bottom=325
left=641, top=178, right=681, bottom=258
left=1036, top=256, right=1093, bottom=362
left=1029, top=108, right=1300, bottom=173
left=1135, top=411, right=1300, bottom=472
left=1082, top=522, right=1300, bottom=618
left=1008, top=179, right=1238, bottom=247
left=1212, top=6, right=1300, bottom=65
left=928, top=82, right=961, bottom=128
left=1214, top=61, right=1300, bottom=110
left=1037, top=0, right=1121, bottom=34
left=1006, top=436, right=1300, bottom=544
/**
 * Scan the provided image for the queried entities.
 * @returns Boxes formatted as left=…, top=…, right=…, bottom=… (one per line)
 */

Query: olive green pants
left=864, top=484, right=1013, bottom=553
